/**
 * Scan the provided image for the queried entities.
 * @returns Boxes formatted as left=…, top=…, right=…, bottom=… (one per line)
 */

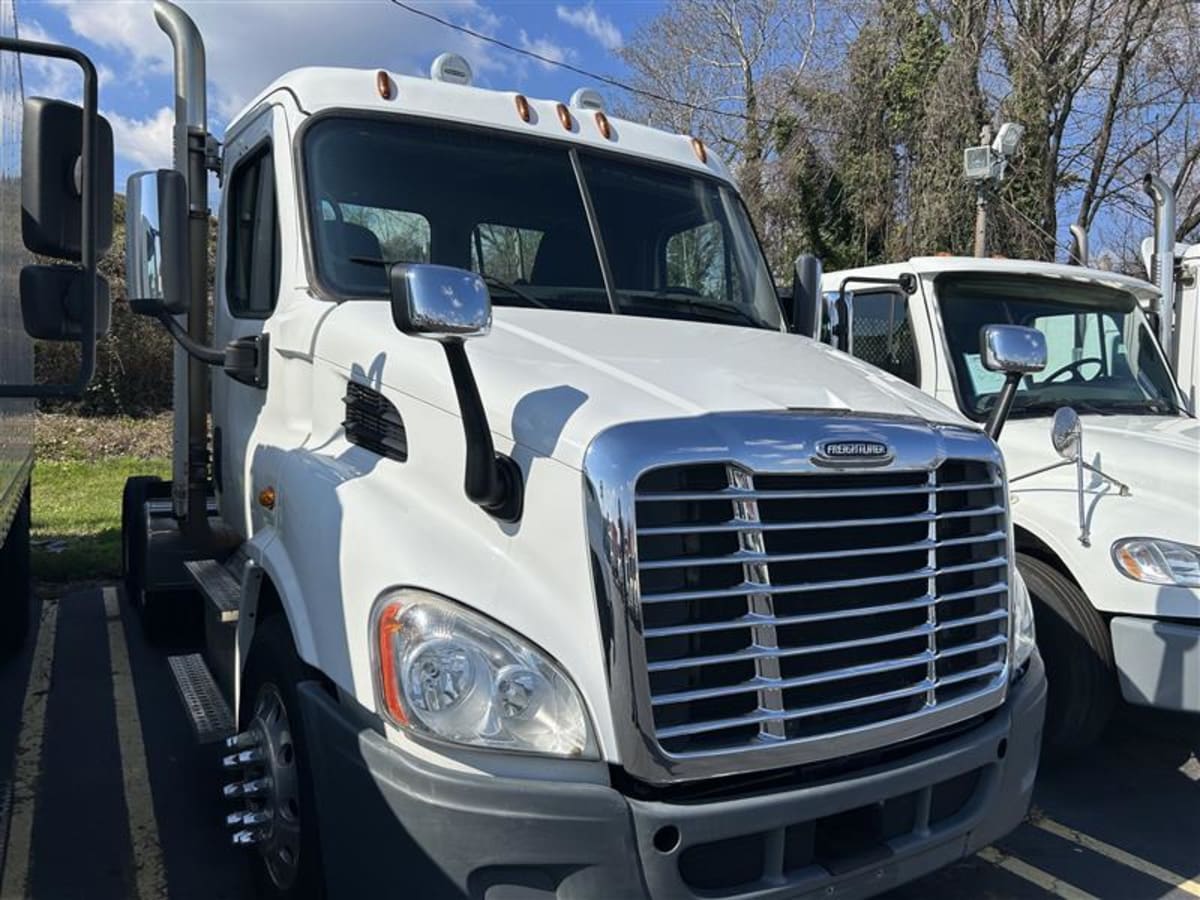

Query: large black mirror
left=126, top=169, right=190, bottom=315
left=22, top=97, right=113, bottom=260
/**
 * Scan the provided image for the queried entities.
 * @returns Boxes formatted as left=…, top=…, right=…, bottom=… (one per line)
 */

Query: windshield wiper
left=480, top=275, right=548, bottom=310
left=647, top=290, right=771, bottom=329
left=1001, top=398, right=1109, bottom=418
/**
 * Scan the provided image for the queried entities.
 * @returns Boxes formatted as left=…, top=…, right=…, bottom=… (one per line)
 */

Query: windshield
left=302, top=116, right=783, bottom=330
left=938, top=274, right=1181, bottom=419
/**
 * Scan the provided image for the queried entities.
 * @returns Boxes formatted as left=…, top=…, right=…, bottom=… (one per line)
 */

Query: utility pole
left=974, top=124, right=991, bottom=258
left=964, top=122, right=1022, bottom=258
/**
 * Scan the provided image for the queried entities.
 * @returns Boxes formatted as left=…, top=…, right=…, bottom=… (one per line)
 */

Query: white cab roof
left=825, top=255, right=1160, bottom=302
left=229, top=66, right=731, bottom=181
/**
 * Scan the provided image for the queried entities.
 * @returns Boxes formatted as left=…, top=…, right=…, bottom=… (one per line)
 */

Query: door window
left=226, top=144, right=280, bottom=318
left=850, top=291, right=919, bottom=385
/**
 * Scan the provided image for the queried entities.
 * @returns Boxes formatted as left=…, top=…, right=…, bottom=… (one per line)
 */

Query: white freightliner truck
left=816, top=243, right=1198, bottom=756
left=114, top=3, right=1045, bottom=897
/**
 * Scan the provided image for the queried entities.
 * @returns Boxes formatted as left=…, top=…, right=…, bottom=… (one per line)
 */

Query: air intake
left=343, top=381, right=407, bottom=462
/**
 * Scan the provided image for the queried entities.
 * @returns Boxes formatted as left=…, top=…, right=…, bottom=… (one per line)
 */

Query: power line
left=995, top=193, right=1076, bottom=260
left=387, top=0, right=849, bottom=138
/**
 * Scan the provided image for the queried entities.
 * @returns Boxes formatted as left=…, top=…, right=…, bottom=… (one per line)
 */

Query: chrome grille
left=634, top=460, right=1009, bottom=759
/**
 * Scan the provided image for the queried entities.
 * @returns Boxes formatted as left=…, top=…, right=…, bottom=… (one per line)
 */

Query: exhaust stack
left=154, top=0, right=212, bottom=538
left=1068, top=224, right=1088, bottom=266
left=1143, top=173, right=1177, bottom=367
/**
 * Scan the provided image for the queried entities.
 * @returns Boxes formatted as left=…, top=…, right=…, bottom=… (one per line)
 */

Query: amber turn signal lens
left=376, top=602, right=409, bottom=726
left=595, top=111, right=612, bottom=140
left=257, top=486, right=276, bottom=510
left=556, top=102, right=573, bottom=131
left=514, top=94, right=531, bottom=123
left=376, top=70, right=393, bottom=100
left=690, top=136, right=707, bottom=163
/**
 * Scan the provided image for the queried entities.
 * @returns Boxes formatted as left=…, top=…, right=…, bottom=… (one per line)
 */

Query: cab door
left=212, top=109, right=281, bottom=538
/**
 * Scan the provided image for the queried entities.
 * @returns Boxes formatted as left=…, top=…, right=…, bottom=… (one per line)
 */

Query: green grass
left=32, top=456, right=171, bottom=582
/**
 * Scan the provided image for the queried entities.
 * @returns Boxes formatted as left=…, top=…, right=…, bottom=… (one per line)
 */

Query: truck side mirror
left=126, top=169, right=190, bottom=315
left=20, top=266, right=111, bottom=340
left=387, top=263, right=522, bottom=521
left=22, top=97, right=114, bottom=260
left=981, top=324, right=1047, bottom=440
left=788, top=254, right=823, bottom=338
left=1050, top=406, right=1081, bottom=460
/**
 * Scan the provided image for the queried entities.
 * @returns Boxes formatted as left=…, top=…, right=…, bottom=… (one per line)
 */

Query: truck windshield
left=302, top=116, right=782, bottom=330
left=938, top=274, right=1181, bottom=419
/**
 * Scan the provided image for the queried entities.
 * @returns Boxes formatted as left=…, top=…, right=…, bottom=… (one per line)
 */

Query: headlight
left=1112, top=538, right=1200, bottom=588
left=371, top=588, right=596, bottom=759
left=1010, top=570, right=1036, bottom=677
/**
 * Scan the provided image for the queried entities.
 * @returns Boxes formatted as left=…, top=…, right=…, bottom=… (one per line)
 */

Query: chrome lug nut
left=225, top=811, right=246, bottom=827
left=231, top=829, right=263, bottom=847
left=221, top=748, right=265, bottom=768
left=241, top=810, right=273, bottom=827
left=224, top=731, right=261, bottom=751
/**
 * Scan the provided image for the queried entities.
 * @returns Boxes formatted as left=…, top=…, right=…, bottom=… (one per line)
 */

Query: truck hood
left=317, top=304, right=967, bottom=469
left=1001, top=414, right=1200, bottom=542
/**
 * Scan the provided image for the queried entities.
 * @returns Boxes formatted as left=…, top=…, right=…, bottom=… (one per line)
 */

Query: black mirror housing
left=20, top=265, right=110, bottom=341
left=22, top=97, right=114, bottom=260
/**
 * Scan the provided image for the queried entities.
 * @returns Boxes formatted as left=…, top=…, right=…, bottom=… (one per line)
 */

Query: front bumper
left=298, top=653, right=1046, bottom=900
left=1111, top=616, right=1200, bottom=713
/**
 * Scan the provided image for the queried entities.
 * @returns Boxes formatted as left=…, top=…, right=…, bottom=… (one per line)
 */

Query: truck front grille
left=634, top=460, right=1009, bottom=759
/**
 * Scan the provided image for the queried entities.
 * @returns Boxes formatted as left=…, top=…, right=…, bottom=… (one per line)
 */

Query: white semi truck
left=0, top=13, right=113, bottom=659
left=816, top=251, right=1198, bottom=757
left=113, top=3, right=1045, bottom=897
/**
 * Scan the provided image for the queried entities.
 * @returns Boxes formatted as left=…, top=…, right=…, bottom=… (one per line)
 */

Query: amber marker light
left=375, top=601, right=409, bottom=726
left=556, top=102, right=573, bottom=131
left=514, top=94, right=531, bottom=123
left=595, top=111, right=612, bottom=140
left=376, top=70, right=393, bottom=100
left=691, top=136, right=707, bottom=163
left=257, top=486, right=276, bottom=510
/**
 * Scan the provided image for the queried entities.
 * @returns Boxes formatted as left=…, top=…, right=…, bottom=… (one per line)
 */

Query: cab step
left=183, top=555, right=243, bottom=623
left=167, top=652, right=235, bottom=744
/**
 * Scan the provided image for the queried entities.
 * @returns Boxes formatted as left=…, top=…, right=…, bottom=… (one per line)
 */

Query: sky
left=17, top=0, right=658, bottom=189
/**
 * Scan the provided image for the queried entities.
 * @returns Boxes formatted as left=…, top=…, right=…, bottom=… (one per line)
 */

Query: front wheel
left=229, top=616, right=325, bottom=900
left=1017, top=553, right=1116, bottom=758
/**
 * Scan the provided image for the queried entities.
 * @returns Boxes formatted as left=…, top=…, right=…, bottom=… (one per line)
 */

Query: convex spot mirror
left=19, top=266, right=110, bottom=341
left=981, top=324, right=1047, bottom=375
left=125, top=169, right=190, bottom=315
left=1051, top=406, right=1081, bottom=460
left=389, top=263, right=492, bottom=341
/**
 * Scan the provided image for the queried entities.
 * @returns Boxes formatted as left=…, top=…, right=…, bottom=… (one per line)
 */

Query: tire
left=237, top=616, right=325, bottom=900
left=122, top=475, right=186, bottom=644
left=0, top=485, right=32, bottom=660
left=1017, top=553, right=1116, bottom=758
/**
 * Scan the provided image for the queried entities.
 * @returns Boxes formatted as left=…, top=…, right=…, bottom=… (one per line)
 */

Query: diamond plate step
left=184, top=557, right=241, bottom=623
left=167, top=653, right=235, bottom=744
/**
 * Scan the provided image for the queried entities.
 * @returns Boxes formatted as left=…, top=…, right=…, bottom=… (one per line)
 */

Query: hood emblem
left=814, top=439, right=893, bottom=467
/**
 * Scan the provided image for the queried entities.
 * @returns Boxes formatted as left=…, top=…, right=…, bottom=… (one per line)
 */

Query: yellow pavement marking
left=0, top=598, right=58, bottom=900
left=103, top=586, right=167, bottom=900
left=1032, top=814, right=1200, bottom=898
left=978, top=846, right=1100, bottom=900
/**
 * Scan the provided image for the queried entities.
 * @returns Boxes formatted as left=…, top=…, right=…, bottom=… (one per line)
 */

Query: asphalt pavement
left=0, top=585, right=1197, bottom=900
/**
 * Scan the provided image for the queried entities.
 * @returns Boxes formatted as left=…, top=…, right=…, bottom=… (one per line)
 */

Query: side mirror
left=824, top=291, right=853, bottom=353
left=981, top=324, right=1047, bottom=440
left=1051, top=406, right=1081, bottom=460
left=20, top=266, right=110, bottom=340
left=126, top=169, right=190, bottom=315
left=22, top=97, right=114, bottom=260
left=389, top=263, right=492, bottom=340
left=387, top=263, right=521, bottom=521
left=788, top=254, right=823, bottom=337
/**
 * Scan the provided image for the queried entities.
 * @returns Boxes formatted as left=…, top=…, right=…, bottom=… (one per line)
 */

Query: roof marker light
left=595, top=111, right=612, bottom=140
left=570, top=87, right=605, bottom=112
left=691, top=136, right=707, bottom=163
left=556, top=102, right=573, bottom=131
left=376, top=70, right=394, bottom=100
left=431, top=52, right=473, bottom=86
left=514, top=94, right=531, bottom=123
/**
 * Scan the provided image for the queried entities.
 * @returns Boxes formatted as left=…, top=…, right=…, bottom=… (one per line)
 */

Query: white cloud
left=105, top=106, right=174, bottom=170
left=518, top=29, right=574, bottom=70
left=555, top=3, right=622, bottom=51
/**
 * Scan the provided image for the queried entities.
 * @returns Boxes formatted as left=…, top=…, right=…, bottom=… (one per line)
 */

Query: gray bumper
left=1112, top=616, right=1200, bottom=713
left=298, top=653, right=1045, bottom=900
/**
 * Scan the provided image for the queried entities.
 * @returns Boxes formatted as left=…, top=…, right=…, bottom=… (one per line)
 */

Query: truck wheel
left=1017, top=553, right=1115, bottom=758
left=233, top=616, right=325, bottom=900
left=0, top=485, right=32, bottom=659
left=121, top=476, right=175, bottom=643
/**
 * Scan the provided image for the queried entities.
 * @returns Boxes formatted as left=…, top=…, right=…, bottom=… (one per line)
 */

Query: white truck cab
left=820, top=255, right=1199, bottom=755
left=112, top=4, right=1045, bottom=898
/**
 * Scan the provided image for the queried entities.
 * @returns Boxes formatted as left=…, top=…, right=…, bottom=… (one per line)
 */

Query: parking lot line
left=103, top=587, right=167, bottom=900
left=1032, top=814, right=1200, bottom=898
left=0, top=599, right=58, bottom=899
left=977, top=846, right=1099, bottom=900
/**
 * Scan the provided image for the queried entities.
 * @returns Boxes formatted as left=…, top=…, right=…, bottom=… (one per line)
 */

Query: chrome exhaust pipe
left=1143, top=173, right=1177, bottom=366
left=1068, top=224, right=1088, bottom=266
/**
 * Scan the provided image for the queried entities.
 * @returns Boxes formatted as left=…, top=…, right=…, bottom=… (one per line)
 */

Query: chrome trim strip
left=583, top=411, right=1011, bottom=785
